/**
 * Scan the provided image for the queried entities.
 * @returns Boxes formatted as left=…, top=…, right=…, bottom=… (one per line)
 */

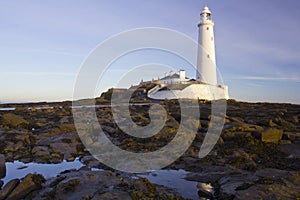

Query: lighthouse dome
left=202, top=6, right=211, bottom=14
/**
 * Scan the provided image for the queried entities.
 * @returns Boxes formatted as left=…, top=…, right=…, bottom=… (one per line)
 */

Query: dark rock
left=92, top=191, right=131, bottom=200
left=6, top=174, right=45, bottom=200
left=0, top=154, right=5, bottom=179
left=0, top=179, right=20, bottom=200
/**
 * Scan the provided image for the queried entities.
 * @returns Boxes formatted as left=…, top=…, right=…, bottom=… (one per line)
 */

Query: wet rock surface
left=0, top=99, right=299, bottom=199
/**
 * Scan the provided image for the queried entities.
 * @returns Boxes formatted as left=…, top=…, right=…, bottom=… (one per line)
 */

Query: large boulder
left=0, top=154, right=5, bottom=179
left=6, top=174, right=44, bottom=200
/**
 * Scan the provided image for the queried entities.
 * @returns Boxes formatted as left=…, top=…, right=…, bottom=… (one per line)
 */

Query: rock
left=219, top=176, right=245, bottom=196
left=279, top=142, right=300, bottom=159
left=283, top=132, right=298, bottom=141
left=273, top=117, right=297, bottom=131
left=4, top=141, right=24, bottom=153
left=32, top=146, right=51, bottom=163
left=50, top=142, right=77, bottom=160
left=281, top=140, right=292, bottom=145
left=0, top=154, right=5, bottom=179
left=32, top=146, right=49, bottom=156
left=268, top=119, right=277, bottom=127
left=49, top=153, right=63, bottom=164
left=0, top=179, right=20, bottom=200
left=31, top=146, right=50, bottom=163
left=59, top=116, right=70, bottom=124
left=235, top=169, right=300, bottom=199
left=6, top=174, right=45, bottom=200
left=80, top=155, right=103, bottom=168
left=66, top=156, right=75, bottom=162
left=292, top=115, right=299, bottom=123
left=197, top=183, right=214, bottom=199
left=57, top=178, right=80, bottom=193
left=92, top=191, right=131, bottom=200
left=2, top=113, right=29, bottom=128
left=59, top=124, right=76, bottom=133
left=261, top=128, right=283, bottom=143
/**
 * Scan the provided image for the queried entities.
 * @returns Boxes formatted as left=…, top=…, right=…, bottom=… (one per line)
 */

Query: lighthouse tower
left=147, top=5, right=229, bottom=100
left=196, top=6, right=217, bottom=85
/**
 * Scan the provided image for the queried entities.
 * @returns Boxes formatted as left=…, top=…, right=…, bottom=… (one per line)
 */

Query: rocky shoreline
left=0, top=98, right=299, bottom=199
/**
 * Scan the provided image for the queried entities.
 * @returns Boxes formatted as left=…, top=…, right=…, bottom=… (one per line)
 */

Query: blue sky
left=0, top=0, right=299, bottom=103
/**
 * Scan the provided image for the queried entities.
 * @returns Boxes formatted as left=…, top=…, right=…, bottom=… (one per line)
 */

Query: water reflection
left=3, top=159, right=84, bottom=184
left=139, top=169, right=199, bottom=200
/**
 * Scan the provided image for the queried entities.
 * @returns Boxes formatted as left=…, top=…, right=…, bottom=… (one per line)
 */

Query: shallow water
left=3, top=159, right=84, bottom=184
left=139, top=169, right=199, bottom=200
left=0, top=108, right=16, bottom=111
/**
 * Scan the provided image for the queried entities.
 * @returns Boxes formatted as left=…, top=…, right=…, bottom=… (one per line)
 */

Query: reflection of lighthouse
left=196, top=6, right=217, bottom=85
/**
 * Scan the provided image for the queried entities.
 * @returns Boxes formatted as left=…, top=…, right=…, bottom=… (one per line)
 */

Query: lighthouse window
left=207, top=54, right=210, bottom=58
left=211, top=37, right=213, bottom=41
left=206, top=27, right=209, bottom=30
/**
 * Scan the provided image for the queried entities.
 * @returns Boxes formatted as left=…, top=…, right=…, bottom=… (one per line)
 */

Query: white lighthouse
left=197, top=6, right=217, bottom=85
left=147, top=6, right=229, bottom=100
